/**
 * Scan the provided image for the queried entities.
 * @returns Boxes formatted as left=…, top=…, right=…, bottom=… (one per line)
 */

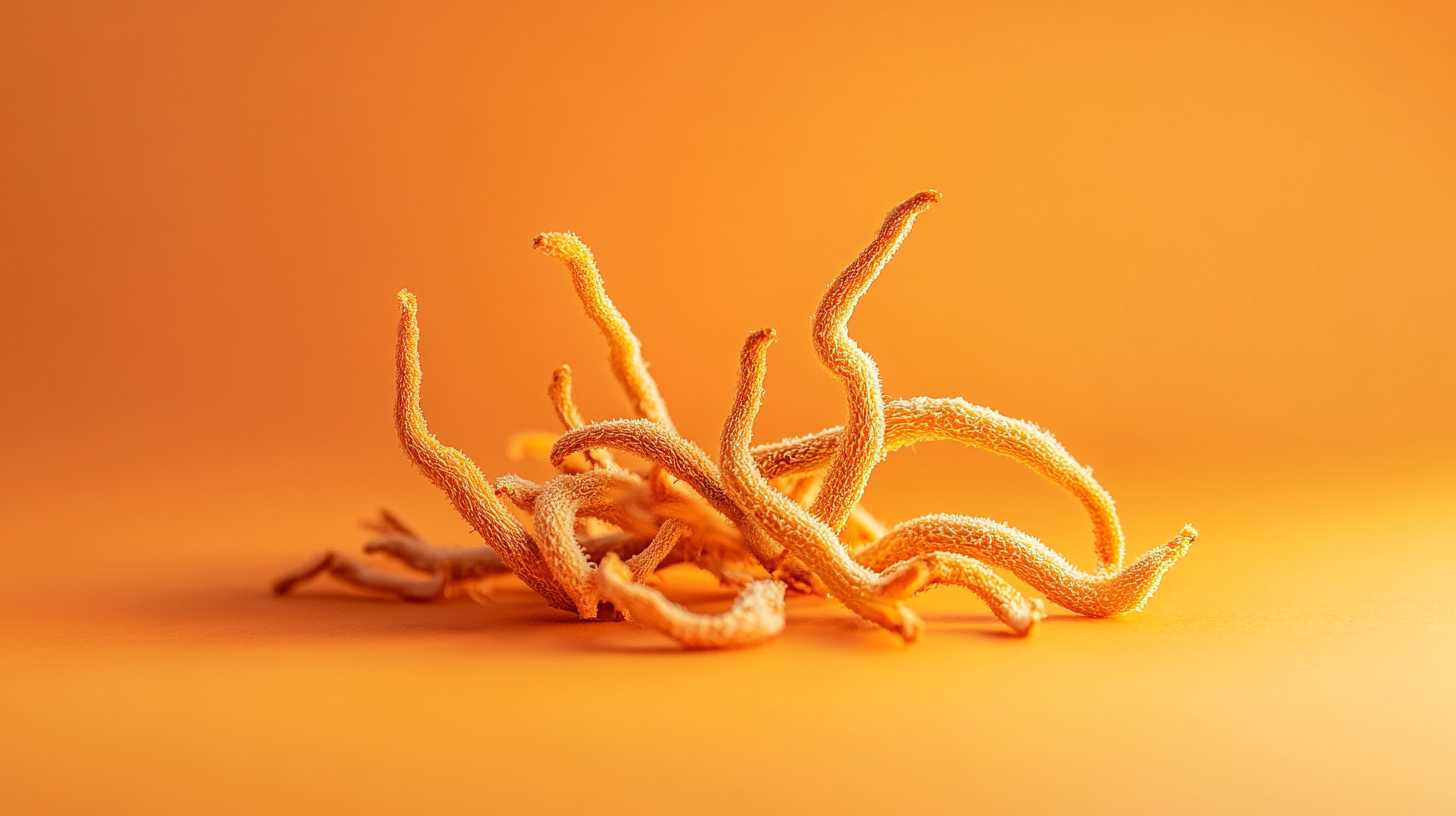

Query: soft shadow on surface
left=40, top=563, right=1121, bottom=654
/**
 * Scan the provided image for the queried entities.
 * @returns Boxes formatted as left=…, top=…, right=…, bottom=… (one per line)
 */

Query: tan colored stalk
left=595, top=553, right=786, bottom=649
left=809, top=190, right=940, bottom=532
left=626, top=518, right=687, bottom=582
left=720, top=329, right=932, bottom=640
left=754, top=396, right=1127, bottom=572
left=548, top=365, right=618, bottom=471
left=549, top=418, right=787, bottom=569
left=394, top=291, right=575, bottom=610
left=857, top=515, right=1196, bottom=617
left=534, top=232, right=674, bottom=430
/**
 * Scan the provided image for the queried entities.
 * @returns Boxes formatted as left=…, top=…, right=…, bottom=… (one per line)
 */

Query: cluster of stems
left=276, top=191, right=1196, bottom=649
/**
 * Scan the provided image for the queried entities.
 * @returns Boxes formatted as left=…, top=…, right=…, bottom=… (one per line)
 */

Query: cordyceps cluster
left=274, top=191, right=1198, bottom=648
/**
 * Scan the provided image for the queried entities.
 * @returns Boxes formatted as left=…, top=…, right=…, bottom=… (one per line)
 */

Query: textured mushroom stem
left=911, top=552, right=1045, bottom=635
left=532, top=471, right=628, bottom=618
left=393, top=290, right=574, bottom=611
left=548, top=365, right=618, bottom=471
left=858, top=515, right=1197, bottom=617
left=549, top=418, right=786, bottom=569
left=810, top=190, right=940, bottom=533
left=753, top=396, right=1128, bottom=573
left=626, top=518, right=687, bottom=581
left=534, top=232, right=674, bottom=430
left=595, top=553, right=786, bottom=649
left=719, top=328, right=923, bottom=642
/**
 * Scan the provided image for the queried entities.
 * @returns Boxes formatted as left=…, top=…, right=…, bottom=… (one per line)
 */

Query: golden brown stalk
left=549, top=418, right=786, bottom=569
left=534, top=232, right=674, bottom=430
left=497, top=471, right=662, bottom=543
left=531, top=471, right=623, bottom=617
left=753, top=396, right=1128, bottom=572
left=493, top=474, right=542, bottom=513
left=595, top=553, right=786, bottom=649
left=857, top=515, right=1196, bottom=617
left=394, top=290, right=574, bottom=611
left=809, top=190, right=940, bottom=532
left=647, top=476, right=765, bottom=587
left=548, top=365, right=618, bottom=471
left=912, top=552, right=1045, bottom=635
left=626, top=518, right=687, bottom=582
left=719, top=329, right=929, bottom=641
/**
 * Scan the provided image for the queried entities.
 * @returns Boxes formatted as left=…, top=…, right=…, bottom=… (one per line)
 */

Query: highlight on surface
left=274, top=190, right=1197, bottom=650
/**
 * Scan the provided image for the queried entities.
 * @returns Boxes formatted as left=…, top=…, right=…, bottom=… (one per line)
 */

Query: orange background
left=2, top=2, right=1453, bottom=814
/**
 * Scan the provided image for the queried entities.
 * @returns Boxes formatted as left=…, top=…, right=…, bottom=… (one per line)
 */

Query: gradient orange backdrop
left=2, top=3, right=1453, bottom=815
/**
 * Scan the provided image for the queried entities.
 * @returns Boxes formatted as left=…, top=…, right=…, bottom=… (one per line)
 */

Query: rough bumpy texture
left=276, top=190, right=1197, bottom=649
left=595, top=552, right=786, bottom=649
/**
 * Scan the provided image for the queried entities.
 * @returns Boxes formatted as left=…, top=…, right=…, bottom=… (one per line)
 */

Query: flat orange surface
left=3, top=471, right=1454, bottom=815
left=2, top=3, right=1453, bottom=814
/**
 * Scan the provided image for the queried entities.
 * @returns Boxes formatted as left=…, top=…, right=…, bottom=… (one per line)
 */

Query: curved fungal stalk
left=550, top=418, right=787, bottom=569
left=626, top=518, right=687, bottom=581
left=809, top=190, right=940, bottom=533
left=857, top=515, right=1197, bottom=617
left=394, top=291, right=575, bottom=611
left=530, top=466, right=689, bottom=617
left=551, top=420, right=735, bottom=519
left=911, top=552, right=1046, bottom=635
left=720, top=329, right=933, bottom=641
left=497, top=471, right=662, bottom=545
left=531, top=471, right=624, bottom=617
left=534, top=232, right=674, bottom=430
left=754, top=396, right=1128, bottom=573
left=595, top=553, right=786, bottom=649
left=548, top=365, right=619, bottom=471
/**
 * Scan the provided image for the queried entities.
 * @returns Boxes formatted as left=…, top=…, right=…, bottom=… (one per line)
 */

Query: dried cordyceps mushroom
left=276, top=190, right=1197, bottom=649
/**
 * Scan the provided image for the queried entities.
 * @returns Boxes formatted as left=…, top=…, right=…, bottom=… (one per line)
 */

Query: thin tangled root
left=272, top=550, right=448, bottom=601
left=534, top=232, right=674, bottom=430
left=595, top=553, right=786, bottom=649
left=271, top=512, right=507, bottom=601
